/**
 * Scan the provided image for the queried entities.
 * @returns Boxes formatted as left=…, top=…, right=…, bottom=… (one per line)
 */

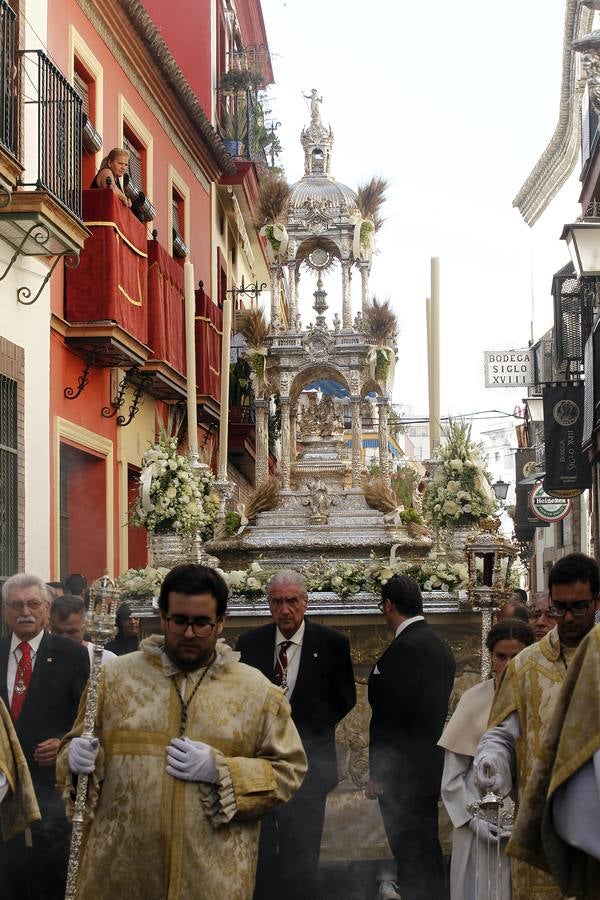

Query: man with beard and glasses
left=474, top=552, right=600, bottom=900
left=57, top=564, right=307, bottom=900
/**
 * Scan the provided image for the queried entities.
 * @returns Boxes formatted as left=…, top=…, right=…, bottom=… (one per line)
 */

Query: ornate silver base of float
left=149, top=531, right=219, bottom=570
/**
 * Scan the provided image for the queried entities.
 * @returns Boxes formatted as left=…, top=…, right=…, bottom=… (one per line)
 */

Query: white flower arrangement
left=217, top=561, right=270, bottom=599
left=130, top=436, right=219, bottom=538
left=116, top=566, right=170, bottom=601
left=424, top=421, right=497, bottom=530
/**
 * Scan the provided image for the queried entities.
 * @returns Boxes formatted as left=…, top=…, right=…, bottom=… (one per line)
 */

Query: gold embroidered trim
left=84, top=220, right=148, bottom=257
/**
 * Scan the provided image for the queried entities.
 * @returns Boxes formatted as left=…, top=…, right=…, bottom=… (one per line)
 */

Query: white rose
left=331, top=576, right=343, bottom=588
left=449, top=459, right=463, bottom=472
left=250, top=562, right=263, bottom=573
left=442, top=499, right=459, bottom=515
left=246, top=577, right=260, bottom=590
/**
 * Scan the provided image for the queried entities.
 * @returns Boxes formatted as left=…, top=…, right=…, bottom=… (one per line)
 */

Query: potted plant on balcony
left=219, top=68, right=265, bottom=95
left=220, top=106, right=248, bottom=157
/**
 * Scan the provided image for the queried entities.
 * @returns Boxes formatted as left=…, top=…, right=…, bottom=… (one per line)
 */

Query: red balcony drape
left=65, top=190, right=149, bottom=344
left=195, top=286, right=222, bottom=402
left=147, top=240, right=186, bottom=375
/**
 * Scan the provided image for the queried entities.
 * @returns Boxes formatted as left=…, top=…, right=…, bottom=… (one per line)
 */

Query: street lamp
left=492, top=478, right=509, bottom=502
left=561, top=202, right=600, bottom=278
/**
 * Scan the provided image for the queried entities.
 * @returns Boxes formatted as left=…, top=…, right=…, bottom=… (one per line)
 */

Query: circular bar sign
left=530, top=483, right=572, bottom=523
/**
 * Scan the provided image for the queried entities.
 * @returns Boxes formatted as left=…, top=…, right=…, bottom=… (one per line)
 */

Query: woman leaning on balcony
left=92, top=147, right=132, bottom=208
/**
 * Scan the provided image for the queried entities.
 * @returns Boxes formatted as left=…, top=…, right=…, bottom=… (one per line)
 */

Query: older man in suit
left=367, top=575, right=456, bottom=900
left=0, top=573, right=89, bottom=900
left=237, top=569, right=356, bottom=900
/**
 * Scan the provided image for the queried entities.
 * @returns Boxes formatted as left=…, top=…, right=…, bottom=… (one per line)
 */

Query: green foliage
left=224, top=511, right=242, bottom=536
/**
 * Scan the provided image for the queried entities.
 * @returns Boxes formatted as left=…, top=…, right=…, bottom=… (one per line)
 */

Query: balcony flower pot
left=222, top=139, right=245, bottom=157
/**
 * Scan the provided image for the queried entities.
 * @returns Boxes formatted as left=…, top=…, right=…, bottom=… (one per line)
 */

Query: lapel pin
left=47, top=658, right=53, bottom=662
left=313, top=652, right=318, bottom=658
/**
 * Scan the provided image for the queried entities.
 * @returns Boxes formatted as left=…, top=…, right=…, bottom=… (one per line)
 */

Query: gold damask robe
left=56, top=636, right=307, bottom=900
left=510, top=626, right=600, bottom=899
left=0, top=697, right=40, bottom=840
left=489, top=627, right=574, bottom=900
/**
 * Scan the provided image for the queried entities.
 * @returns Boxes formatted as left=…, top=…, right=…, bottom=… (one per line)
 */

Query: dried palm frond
left=363, top=297, right=398, bottom=345
left=237, top=308, right=269, bottom=350
left=255, top=173, right=291, bottom=226
left=362, top=477, right=398, bottom=513
left=245, top=477, right=280, bottom=522
left=356, top=176, right=388, bottom=232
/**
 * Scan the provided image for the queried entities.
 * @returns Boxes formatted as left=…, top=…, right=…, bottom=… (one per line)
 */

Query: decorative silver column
left=287, top=260, right=297, bottom=331
left=280, top=398, right=291, bottom=490
left=350, top=399, right=362, bottom=488
left=377, top=397, right=391, bottom=487
left=341, top=259, right=352, bottom=329
left=270, top=264, right=281, bottom=328
left=358, top=260, right=370, bottom=315
left=254, top=398, right=269, bottom=486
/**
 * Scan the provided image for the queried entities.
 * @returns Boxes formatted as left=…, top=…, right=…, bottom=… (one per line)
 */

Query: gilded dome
left=289, top=176, right=359, bottom=216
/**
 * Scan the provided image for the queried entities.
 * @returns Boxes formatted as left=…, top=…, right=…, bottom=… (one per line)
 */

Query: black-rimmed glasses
left=165, top=615, right=219, bottom=637
left=547, top=599, right=595, bottom=618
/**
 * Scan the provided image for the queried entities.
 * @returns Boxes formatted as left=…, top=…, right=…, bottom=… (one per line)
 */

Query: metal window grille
left=17, top=49, right=82, bottom=219
left=172, top=198, right=182, bottom=236
left=123, top=135, right=143, bottom=191
left=0, top=374, right=18, bottom=581
left=552, top=262, right=592, bottom=377
left=528, top=336, right=556, bottom=396
left=0, top=0, right=16, bottom=155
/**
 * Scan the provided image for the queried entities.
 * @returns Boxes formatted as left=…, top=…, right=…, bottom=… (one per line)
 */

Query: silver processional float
left=64, top=574, right=121, bottom=900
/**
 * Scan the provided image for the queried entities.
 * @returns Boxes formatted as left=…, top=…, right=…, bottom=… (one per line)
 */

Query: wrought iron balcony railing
left=17, top=49, right=82, bottom=220
left=0, top=0, right=16, bottom=157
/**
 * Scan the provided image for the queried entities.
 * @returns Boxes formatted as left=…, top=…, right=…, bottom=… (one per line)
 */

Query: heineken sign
left=543, top=384, right=592, bottom=498
left=530, top=483, right=572, bottom=523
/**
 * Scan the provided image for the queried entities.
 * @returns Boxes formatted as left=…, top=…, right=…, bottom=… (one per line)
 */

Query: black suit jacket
left=237, top=619, right=356, bottom=795
left=368, top=620, right=455, bottom=797
left=0, top=633, right=89, bottom=793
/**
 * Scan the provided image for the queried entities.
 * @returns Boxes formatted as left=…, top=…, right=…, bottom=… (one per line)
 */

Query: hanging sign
left=515, top=448, right=547, bottom=528
left=484, top=349, right=533, bottom=388
left=542, top=383, right=592, bottom=497
left=530, top=483, right=572, bottom=523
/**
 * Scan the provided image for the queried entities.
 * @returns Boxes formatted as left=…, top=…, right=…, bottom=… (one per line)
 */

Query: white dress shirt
left=395, top=615, right=425, bottom=638
left=7, top=630, right=45, bottom=706
left=273, top=619, right=305, bottom=699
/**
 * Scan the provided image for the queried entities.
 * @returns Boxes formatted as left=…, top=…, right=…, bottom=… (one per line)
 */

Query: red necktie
left=11, top=642, right=32, bottom=720
left=274, top=640, right=292, bottom=687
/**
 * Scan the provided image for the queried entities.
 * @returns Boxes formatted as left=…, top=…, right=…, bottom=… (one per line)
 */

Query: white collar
left=395, top=615, right=425, bottom=638
left=275, top=619, right=306, bottom=647
left=10, top=629, right=45, bottom=654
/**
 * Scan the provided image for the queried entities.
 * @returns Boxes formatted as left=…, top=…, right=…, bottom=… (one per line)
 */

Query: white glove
left=0, top=772, right=8, bottom=803
left=68, top=737, right=99, bottom=775
left=469, top=817, right=500, bottom=844
left=474, top=752, right=513, bottom=796
left=166, top=737, right=218, bottom=783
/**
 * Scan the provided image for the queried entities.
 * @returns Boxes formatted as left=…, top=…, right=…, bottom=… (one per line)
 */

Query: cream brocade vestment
left=56, top=636, right=307, bottom=900
left=488, top=627, right=575, bottom=900
left=0, top=697, right=40, bottom=841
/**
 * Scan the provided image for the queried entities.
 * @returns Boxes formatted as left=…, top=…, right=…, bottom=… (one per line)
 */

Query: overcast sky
left=261, top=0, right=581, bottom=439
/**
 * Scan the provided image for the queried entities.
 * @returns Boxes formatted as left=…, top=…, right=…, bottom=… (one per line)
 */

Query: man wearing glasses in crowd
left=474, top=552, right=600, bottom=900
left=0, top=573, right=89, bottom=900
left=59, top=564, right=306, bottom=900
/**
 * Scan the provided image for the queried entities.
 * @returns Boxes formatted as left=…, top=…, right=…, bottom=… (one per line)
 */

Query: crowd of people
left=0, top=553, right=598, bottom=899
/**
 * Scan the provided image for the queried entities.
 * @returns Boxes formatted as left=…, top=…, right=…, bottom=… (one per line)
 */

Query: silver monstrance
left=64, top=575, right=120, bottom=900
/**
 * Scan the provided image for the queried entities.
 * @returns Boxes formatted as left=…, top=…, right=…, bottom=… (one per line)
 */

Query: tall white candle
left=184, top=261, right=198, bottom=463
left=218, top=292, right=233, bottom=480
